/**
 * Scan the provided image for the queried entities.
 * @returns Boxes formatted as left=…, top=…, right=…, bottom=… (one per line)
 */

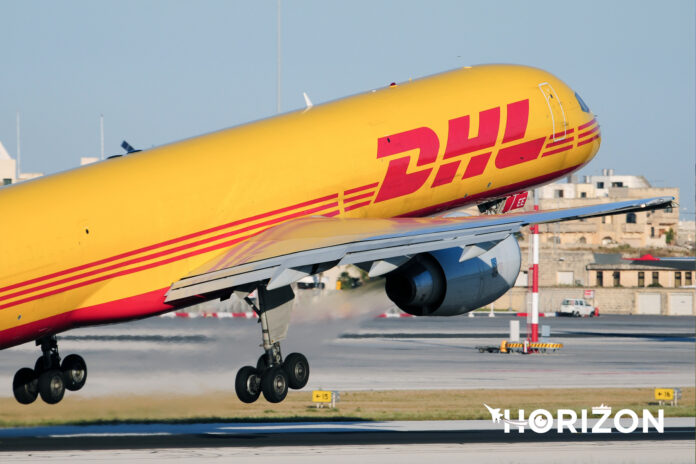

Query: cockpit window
left=575, top=92, right=590, bottom=113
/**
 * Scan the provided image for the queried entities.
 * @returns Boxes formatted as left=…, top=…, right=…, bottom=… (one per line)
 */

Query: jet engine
left=384, top=235, right=521, bottom=316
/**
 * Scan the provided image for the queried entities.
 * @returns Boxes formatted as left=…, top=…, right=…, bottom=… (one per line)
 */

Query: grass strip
left=0, top=387, right=693, bottom=427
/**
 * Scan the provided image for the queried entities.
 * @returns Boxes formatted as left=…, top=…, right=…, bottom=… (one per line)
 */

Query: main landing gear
left=12, top=335, right=87, bottom=405
left=234, top=285, right=310, bottom=403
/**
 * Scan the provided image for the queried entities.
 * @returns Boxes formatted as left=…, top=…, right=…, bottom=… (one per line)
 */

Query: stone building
left=529, top=169, right=680, bottom=248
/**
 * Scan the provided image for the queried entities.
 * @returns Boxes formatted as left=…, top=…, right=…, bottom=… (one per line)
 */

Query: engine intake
left=384, top=235, right=521, bottom=316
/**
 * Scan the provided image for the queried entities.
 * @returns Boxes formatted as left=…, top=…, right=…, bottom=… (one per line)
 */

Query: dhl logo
left=375, top=99, right=548, bottom=202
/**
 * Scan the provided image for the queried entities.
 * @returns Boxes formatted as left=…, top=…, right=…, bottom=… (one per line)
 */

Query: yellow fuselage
left=0, top=64, right=600, bottom=348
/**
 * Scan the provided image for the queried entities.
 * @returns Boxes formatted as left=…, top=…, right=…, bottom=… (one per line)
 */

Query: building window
left=686, top=272, right=693, bottom=287
left=611, top=181, right=624, bottom=187
left=579, top=236, right=587, bottom=244
left=601, top=236, right=613, bottom=245
left=665, top=206, right=673, bottom=213
left=613, top=271, right=621, bottom=287
left=2, top=178, right=11, bottom=185
left=626, top=213, right=636, bottom=224
left=597, top=182, right=604, bottom=188
left=596, top=271, right=603, bottom=287
left=638, top=271, right=644, bottom=287
left=580, top=192, right=587, bottom=198
left=555, top=189, right=564, bottom=198
left=675, top=272, right=682, bottom=287
left=652, top=272, right=659, bottom=286
left=650, top=227, right=655, bottom=238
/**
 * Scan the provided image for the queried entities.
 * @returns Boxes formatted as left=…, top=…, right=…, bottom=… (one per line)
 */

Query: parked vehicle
left=558, top=298, right=595, bottom=317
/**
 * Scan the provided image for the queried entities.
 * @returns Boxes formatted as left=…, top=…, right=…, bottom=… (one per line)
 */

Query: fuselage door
left=538, top=82, right=567, bottom=142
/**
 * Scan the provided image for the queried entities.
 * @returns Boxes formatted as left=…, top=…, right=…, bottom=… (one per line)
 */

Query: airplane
left=0, top=64, right=672, bottom=405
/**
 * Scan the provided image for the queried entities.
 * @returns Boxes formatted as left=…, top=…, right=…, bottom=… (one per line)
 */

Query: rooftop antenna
left=276, top=0, right=281, bottom=114
left=15, top=111, right=20, bottom=180
left=100, top=114, right=105, bottom=160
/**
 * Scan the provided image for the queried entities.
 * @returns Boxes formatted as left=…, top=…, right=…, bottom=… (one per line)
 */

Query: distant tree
left=665, top=228, right=675, bottom=244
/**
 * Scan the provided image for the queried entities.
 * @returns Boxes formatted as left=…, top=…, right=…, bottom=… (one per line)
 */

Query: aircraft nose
left=573, top=91, right=601, bottom=158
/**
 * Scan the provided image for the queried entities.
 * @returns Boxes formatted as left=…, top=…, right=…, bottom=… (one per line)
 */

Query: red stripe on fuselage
left=542, top=145, right=573, bottom=157
left=577, top=134, right=600, bottom=146
left=546, top=137, right=575, bottom=148
left=344, top=182, right=379, bottom=196
left=577, top=118, right=596, bottom=131
left=0, top=193, right=339, bottom=295
left=344, top=200, right=371, bottom=212
left=0, top=201, right=339, bottom=311
left=0, top=288, right=172, bottom=350
left=343, top=191, right=375, bottom=204
left=549, top=128, right=574, bottom=140
left=578, top=125, right=599, bottom=139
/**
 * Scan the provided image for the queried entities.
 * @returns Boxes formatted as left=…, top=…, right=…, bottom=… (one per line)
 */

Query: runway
left=0, top=419, right=693, bottom=462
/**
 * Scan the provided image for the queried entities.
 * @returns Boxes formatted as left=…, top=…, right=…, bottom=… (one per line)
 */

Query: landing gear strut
left=234, top=285, right=310, bottom=404
left=12, top=335, right=87, bottom=405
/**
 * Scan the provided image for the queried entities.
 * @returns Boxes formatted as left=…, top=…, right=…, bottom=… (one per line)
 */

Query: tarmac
left=0, top=419, right=693, bottom=462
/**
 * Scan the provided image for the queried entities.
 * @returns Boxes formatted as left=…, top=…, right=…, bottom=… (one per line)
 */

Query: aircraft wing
left=164, top=196, right=673, bottom=304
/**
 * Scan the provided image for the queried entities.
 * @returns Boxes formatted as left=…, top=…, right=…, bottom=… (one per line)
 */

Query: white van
left=559, top=298, right=595, bottom=317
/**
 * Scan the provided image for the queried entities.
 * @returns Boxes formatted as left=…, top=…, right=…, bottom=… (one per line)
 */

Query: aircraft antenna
left=276, top=0, right=281, bottom=114
left=15, top=112, right=20, bottom=181
left=303, top=92, right=313, bottom=109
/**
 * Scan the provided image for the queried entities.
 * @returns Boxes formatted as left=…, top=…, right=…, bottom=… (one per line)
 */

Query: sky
left=1, top=0, right=694, bottom=216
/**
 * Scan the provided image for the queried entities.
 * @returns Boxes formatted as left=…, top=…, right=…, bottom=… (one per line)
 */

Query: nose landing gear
left=234, top=285, right=310, bottom=404
left=12, top=335, right=87, bottom=405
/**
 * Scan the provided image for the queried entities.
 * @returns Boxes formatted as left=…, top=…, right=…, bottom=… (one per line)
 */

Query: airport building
left=0, top=141, right=17, bottom=186
left=530, top=169, right=680, bottom=248
left=489, top=169, right=695, bottom=316
left=0, top=141, right=44, bottom=186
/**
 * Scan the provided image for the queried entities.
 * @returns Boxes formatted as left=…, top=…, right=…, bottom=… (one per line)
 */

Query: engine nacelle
left=384, top=235, right=521, bottom=316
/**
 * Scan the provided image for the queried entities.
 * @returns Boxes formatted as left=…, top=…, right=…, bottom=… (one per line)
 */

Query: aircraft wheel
left=261, top=366, right=288, bottom=403
left=235, top=366, right=261, bottom=403
left=283, top=353, right=309, bottom=390
left=256, top=354, right=269, bottom=372
left=34, top=356, right=46, bottom=375
left=61, top=354, right=87, bottom=391
left=13, top=368, right=38, bottom=405
left=38, top=369, right=65, bottom=404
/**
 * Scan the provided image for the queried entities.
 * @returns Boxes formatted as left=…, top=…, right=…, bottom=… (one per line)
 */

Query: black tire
left=261, top=366, right=288, bottom=403
left=34, top=356, right=46, bottom=375
left=35, top=354, right=60, bottom=375
left=283, top=352, right=310, bottom=390
left=256, top=354, right=269, bottom=372
left=61, top=354, right=87, bottom=391
left=235, top=366, right=261, bottom=403
left=12, top=368, right=38, bottom=405
left=38, top=369, right=65, bottom=404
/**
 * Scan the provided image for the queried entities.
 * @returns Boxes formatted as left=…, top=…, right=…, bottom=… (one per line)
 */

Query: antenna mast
left=100, top=114, right=105, bottom=160
left=276, top=0, right=281, bottom=114
left=15, top=112, right=20, bottom=181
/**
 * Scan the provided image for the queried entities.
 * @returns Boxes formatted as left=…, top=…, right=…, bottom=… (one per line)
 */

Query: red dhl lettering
left=375, top=99, right=545, bottom=203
